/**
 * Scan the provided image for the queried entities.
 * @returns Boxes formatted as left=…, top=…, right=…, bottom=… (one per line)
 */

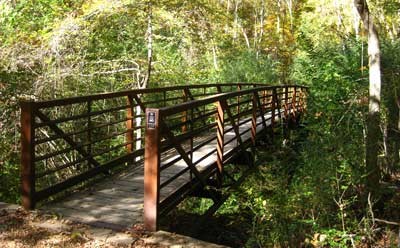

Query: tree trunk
left=354, top=0, right=382, bottom=197
left=285, top=0, right=293, bottom=31
left=233, top=0, right=239, bottom=42
left=136, top=0, right=153, bottom=161
left=143, top=0, right=153, bottom=89
left=256, top=0, right=265, bottom=60
left=242, top=28, right=250, bottom=49
left=276, top=0, right=281, bottom=35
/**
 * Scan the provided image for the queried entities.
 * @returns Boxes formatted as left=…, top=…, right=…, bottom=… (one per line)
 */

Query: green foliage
left=1, top=0, right=400, bottom=246
left=217, top=50, right=278, bottom=83
left=289, top=40, right=371, bottom=244
left=1, top=0, right=79, bottom=42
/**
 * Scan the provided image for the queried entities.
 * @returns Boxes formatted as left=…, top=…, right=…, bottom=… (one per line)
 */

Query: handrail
left=30, top=83, right=267, bottom=108
left=159, top=85, right=307, bottom=116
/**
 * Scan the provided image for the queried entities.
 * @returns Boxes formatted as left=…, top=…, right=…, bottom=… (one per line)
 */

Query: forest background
left=1, top=0, right=400, bottom=246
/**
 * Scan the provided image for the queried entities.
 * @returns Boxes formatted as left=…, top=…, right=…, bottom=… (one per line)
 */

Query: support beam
left=144, top=108, right=161, bottom=231
left=251, top=93, right=258, bottom=146
left=126, top=95, right=134, bottom=154
left=20, top=100, right=36, bottom=210
left=216, top=101, right=225, bottom=186
left=292, top=86, right=297, bottom=120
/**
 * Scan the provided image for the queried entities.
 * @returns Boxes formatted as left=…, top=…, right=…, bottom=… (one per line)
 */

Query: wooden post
left=86, top=100, right=92, bottom=169
left=292, top=86, right=297, bottom=119
left=20, top=100, right=36, bottom=210
left=182, top=88, right=189, bottom=133
left=144, top=108, right=161, bottom=231
left=237, top=84, right=241, bottom=131
left=251, top=92, right=257, bottom=146
left=298, top=88, right=304, bottom=113
left=285, top=86, right=289, bottom=119
left=190, top=108, right=194, bottom=158
left=262, top=90, right=267, bottom=112
left=271, top=89, right=277, bottom=128
left=300, top=88, right=307, bottom=113
left=216, top=101, right=224, bottom=186
left=126, top=95, right=134, bottom=153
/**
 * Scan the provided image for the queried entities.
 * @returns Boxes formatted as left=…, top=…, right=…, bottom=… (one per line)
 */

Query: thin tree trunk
left=276, top=0, right=281, bottom=35
left=212, top=45, right=218, bottom=70
left=143, top=0, right=153, bottom=89
left=285, top=0, right=293, bottom=31
left=253, top=9, right=258, bottom=51
left=256, top=0, right=265, bottom=60
left=354, top=0, right=382, bottom=196
left=137, top=0, right=153, bottom=160
left=225, top=0, right=231, bottom=33
left=233, top=0, right=239, bottom=42
left=352, top=4, right=360, bottom=39
left=242, top=28, right=250, bottom=49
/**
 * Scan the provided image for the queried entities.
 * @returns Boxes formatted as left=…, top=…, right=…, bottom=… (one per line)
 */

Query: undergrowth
left=166, top=126, right=400, bottom=247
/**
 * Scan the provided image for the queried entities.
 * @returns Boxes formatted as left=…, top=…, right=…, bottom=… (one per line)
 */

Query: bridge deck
left=41, top=111, right=279, bottom=229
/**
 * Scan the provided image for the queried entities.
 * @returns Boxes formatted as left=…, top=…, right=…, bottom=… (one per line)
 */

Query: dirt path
left=0, top=203, right=227, bottom=248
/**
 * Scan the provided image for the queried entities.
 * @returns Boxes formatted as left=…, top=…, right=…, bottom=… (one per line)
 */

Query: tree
left=354, top=0, right=382, bottom=197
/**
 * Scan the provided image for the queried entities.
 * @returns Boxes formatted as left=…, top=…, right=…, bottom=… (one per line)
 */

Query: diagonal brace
left=159, top=120, right=208, bottom=188
left=35, top=110, right=100, bottom=168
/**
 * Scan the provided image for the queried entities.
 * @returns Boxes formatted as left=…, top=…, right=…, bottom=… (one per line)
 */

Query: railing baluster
left=126, top=95, right=134, bottom=154
left=20, top=100, right=36, bottom=210
left=292, top=86, right=297, bottom=120
left=285, top=86, right=289, bottom=120
left=262, top=90, right=267, bottom=112
left=87, top=100, right=92, bottom=169
left=237, top=84, right=241, bottom=133
left=190, top=108, right=194, bottom=181
left=144, top=108, right=161, bottom=231
left=251, top=92, right=257, bottom=146
left=134, top=95, right=144, bottom=162
left=272, top=89, right=277, bottom=128
left=182, top=88, right=189, bottom=133
left=254, top=91, right=267, bottom=130
left=277, top=88, right=282, bottom=122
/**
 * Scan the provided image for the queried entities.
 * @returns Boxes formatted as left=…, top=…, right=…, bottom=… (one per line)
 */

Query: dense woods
left=1, top=0, right=400, bottom=246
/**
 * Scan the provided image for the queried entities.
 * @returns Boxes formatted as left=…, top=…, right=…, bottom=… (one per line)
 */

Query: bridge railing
left=144, top=85, right=308, bottom=230
left=19, top=83, right=268, bottom=209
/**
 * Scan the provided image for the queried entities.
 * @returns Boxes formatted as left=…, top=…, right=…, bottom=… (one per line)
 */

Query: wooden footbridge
left=20, top=83, right=307, bottom=231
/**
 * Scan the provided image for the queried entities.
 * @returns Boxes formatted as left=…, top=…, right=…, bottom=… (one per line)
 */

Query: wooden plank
left=35, top=150, right=140, bottom=201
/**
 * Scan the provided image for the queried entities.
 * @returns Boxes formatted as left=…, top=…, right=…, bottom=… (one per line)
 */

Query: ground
left=0, top=203, right=226, bottom=248
left=0, top=205, right=150, bottom=248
